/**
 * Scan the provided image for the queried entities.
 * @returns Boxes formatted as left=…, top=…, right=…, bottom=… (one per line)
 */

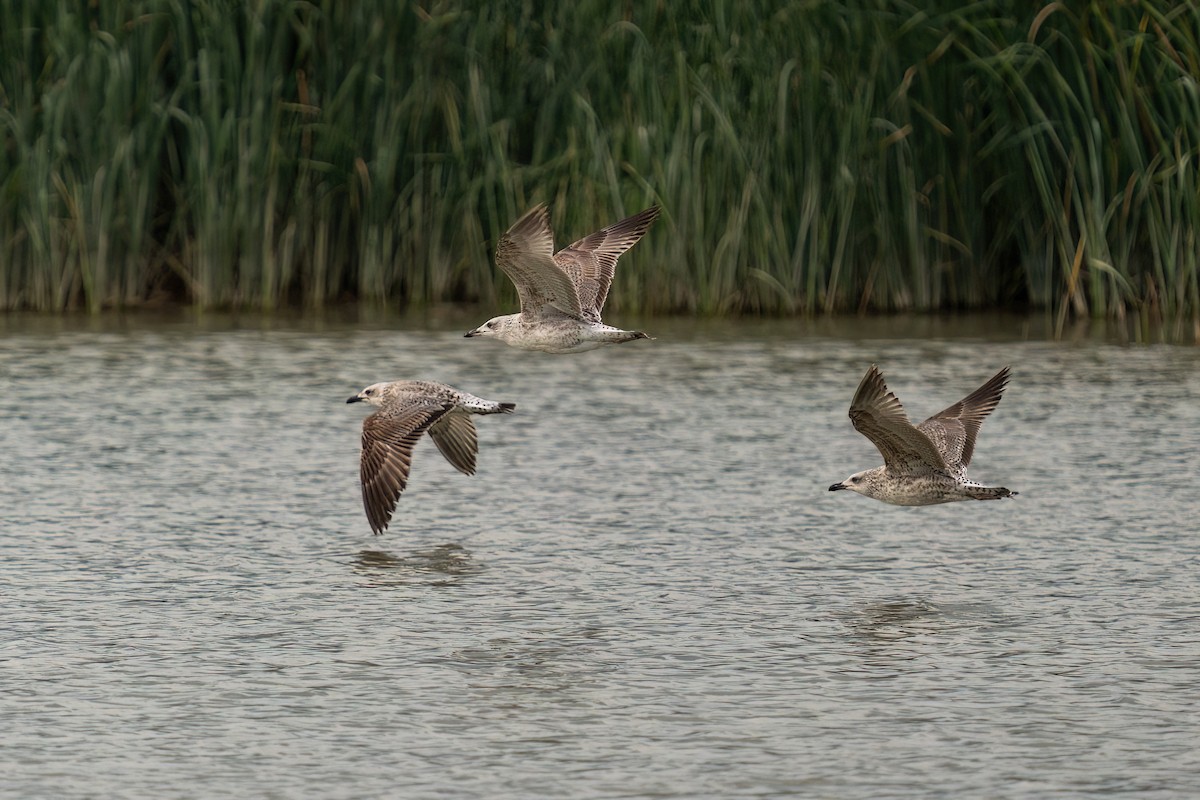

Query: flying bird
left=829, top=365, right=1017, bottom=505
left=465, top=204, right=660, bottom=353
left=346, top=380, right=514, bottom=534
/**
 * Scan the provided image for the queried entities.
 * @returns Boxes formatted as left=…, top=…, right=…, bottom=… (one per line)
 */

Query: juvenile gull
left=465, top=204, right=660, bottom=353
left=829, top=365, right=1017, bottom=505
left=346, top=380, right=515, bottom=534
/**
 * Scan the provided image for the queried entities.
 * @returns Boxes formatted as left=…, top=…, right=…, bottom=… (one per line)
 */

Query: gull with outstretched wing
left=346, top=380, right=515, bottom=534
left=829, top=365, right=1017, bottom=505
left=466, top=204, right=660, bottom=353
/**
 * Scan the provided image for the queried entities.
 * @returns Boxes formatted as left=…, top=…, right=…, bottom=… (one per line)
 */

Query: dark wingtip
left=633, top=331, right=652, bottom=340
left=499, top=403, right=516, bottom=412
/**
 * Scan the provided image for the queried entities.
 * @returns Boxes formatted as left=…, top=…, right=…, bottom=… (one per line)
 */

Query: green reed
left=1, top=0, right=1197, bottom=320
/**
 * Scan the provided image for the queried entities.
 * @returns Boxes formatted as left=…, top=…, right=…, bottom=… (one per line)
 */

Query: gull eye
left=365, top=388, right=373, bottom=395
left=488, top=322, right=496, bottom=329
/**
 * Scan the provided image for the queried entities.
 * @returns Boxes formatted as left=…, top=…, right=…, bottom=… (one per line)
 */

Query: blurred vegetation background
left=1, top=0, right=1198, bottom=322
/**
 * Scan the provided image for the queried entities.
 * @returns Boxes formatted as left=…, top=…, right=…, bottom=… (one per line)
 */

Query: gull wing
left=494, top=205, right=583, bottom=319
left=359, top=399, right=452, bottom=534
left=427, top=411, right=479, bottom=476
left=554, top=206, right=660, bottom=319
left=916, top=366, right=1011, bottom=470
left=849, top=365, right=948, bottom=475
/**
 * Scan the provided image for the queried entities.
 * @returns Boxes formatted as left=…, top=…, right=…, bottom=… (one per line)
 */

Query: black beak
left=464, top=330, right=478, bottom=338
left=346, top=395, right=363, bottom=404
left=828, top=483, right=846, bottom=492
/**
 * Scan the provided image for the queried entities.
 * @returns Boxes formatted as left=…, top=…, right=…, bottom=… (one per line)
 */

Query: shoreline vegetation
left=1, top=1, right=1198, bottom=322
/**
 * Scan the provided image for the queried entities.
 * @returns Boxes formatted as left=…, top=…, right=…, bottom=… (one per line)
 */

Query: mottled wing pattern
left=554, top=206, right=660, bottom=319
left=402, top=380, right=464, bottom=406
left=494, top=204, right=583, bottom=319
left=427, top=411, right=479, bottom=476
left=849, top=365, right=948, bottom=475
left=917, top=366, right=1011, bottom=470
left=359, top=400, right=452, bottom=534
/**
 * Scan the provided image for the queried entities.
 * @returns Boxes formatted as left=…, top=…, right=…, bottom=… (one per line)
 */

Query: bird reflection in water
left=846, top=599, right=944, bottom=642
left=352, top=543, right=482, bottom=587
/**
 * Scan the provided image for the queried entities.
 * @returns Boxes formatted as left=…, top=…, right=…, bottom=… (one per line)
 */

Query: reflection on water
left=352, top=544, right=482, bottom=587
left=843, top=598, right=1009, bottom=645
left=1, top=313, right=1199, bottom=799
left=846, top=599, right=944, bottom=641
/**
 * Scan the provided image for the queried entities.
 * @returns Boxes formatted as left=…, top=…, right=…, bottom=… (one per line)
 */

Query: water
left=2, top=312, right=1198, bottom=799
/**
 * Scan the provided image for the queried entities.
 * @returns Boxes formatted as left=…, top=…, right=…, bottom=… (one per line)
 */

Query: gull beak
left=828, top=482, right=846, bottom=492
left=464, top=329, right=480, bottom=338
left=346, top=395, right=363, bottom=404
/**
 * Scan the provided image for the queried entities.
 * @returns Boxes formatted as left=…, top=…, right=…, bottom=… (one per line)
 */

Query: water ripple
left=1, top=317, right=1198, bottom=799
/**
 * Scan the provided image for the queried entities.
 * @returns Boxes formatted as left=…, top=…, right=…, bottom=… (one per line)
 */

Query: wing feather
left=849, top=365, right=948, bottom=475
left=554, top=206, right=660, bottom=319
left=916, top=366, right=1011, bottom=469
left=494, top=205, right=583, bottom=319
left=427, top=411, right=479, bottom=476
left=359, top=400, right=451, bottom=534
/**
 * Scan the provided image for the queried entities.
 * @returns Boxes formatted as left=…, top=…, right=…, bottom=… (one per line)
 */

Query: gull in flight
left=465, top=204, right=660, bottom=353
left=346, top=380, right=514, bottom=534
left=829, top=365, right=1017, bottom=505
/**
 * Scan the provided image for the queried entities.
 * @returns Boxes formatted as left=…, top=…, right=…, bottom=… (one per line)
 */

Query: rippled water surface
left=2, top=313, right=1198, bottom=798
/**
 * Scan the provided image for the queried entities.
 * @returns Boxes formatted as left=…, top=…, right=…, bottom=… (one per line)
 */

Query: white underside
left=501, top=317, right=643, bottom=354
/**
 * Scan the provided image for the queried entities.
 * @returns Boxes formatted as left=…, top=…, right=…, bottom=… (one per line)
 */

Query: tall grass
left=1, top=0, right=1198, bottom=321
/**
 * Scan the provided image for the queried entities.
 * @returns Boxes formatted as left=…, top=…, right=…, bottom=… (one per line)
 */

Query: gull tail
left=967, top=486, right=1018, bottom=501
left=461, top=398, right=515, bottom=414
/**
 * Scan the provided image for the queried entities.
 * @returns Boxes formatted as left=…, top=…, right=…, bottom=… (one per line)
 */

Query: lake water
left=2, top=311, right=1198, bottom=799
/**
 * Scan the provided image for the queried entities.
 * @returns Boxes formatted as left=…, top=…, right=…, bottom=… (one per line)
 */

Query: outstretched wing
left=849, top=365, right=948, bottom=475
left=917, top=366, right=1011, bottom=470
left=359, top=399, right=451, bottom=534
left=427, top=411, right=479, bottom=476
left=494, top=204, right=583, bottom=319
left=554, top=206, right=660, bottom=319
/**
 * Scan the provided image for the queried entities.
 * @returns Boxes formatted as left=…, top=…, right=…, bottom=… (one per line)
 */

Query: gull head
left=829, top=468, right=881, bottom=498
left=346, top=381, right=392, bottom=407
left=465, top=313, right=520, bottom=341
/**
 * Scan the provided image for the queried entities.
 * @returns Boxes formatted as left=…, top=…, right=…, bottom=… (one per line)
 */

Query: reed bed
left=1, top=0, right=1198, bottom=320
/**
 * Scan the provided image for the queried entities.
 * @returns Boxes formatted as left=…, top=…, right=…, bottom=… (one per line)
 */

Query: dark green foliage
left=1, top=0, right=1197, bottom=319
